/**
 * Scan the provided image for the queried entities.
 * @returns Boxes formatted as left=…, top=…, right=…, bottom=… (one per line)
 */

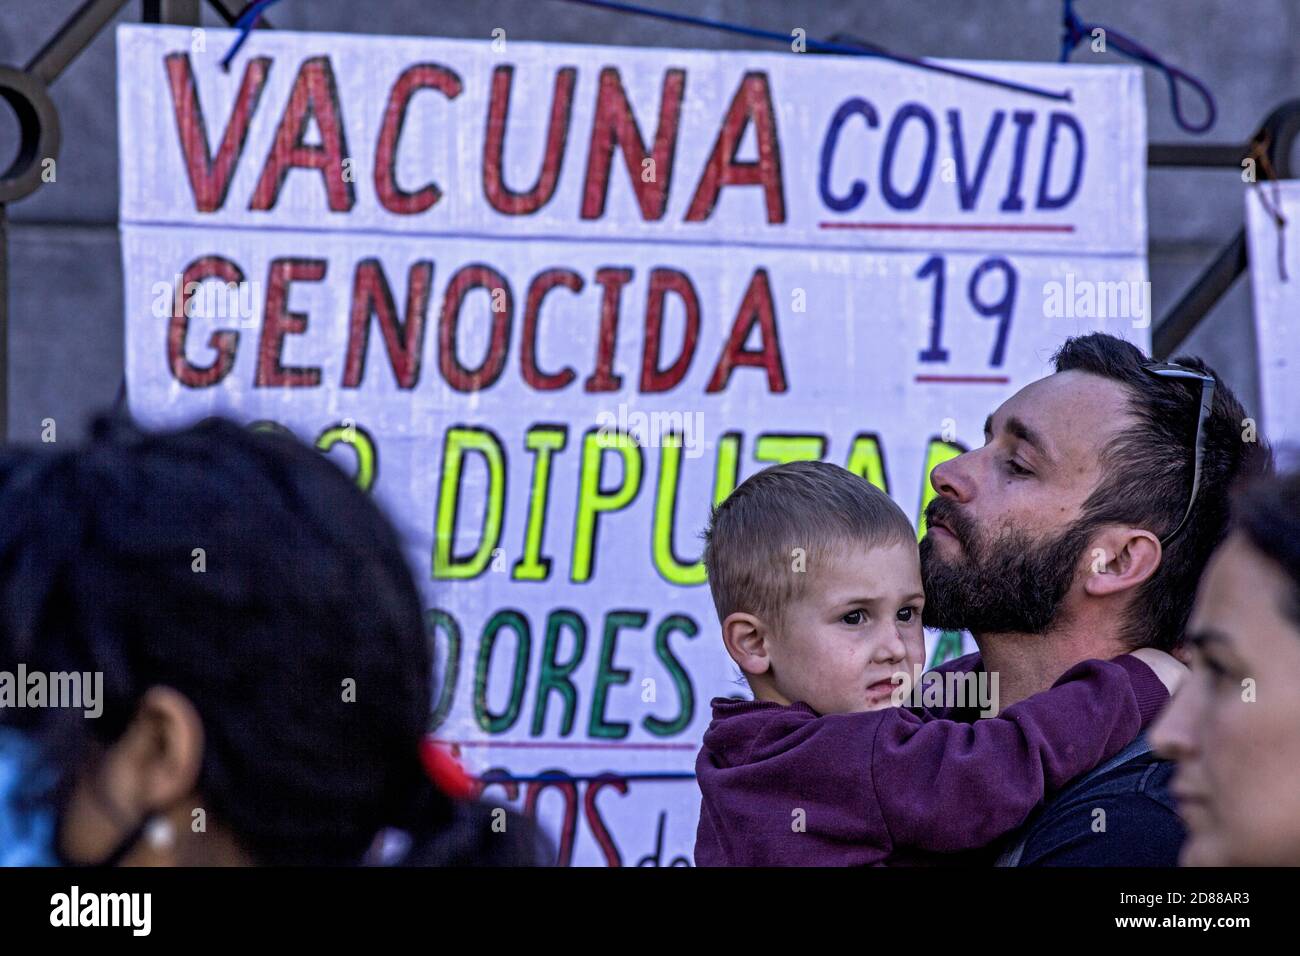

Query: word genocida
left=162, top=255, right=785, bottom=396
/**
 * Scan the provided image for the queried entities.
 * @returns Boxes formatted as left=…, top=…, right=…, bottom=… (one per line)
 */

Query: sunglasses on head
left=1141, top=362, right=1216, bottom=547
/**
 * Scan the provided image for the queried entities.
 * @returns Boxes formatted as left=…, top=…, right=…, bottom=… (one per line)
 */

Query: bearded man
left=919, top=332, right=1271, bottom=865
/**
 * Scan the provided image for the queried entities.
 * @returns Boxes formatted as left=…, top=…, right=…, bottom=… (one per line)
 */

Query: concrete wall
left=3, top=0, right=1296, bottom=441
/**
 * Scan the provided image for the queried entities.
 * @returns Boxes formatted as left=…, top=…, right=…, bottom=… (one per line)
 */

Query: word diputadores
left=433, top=426, right=956, bottom=585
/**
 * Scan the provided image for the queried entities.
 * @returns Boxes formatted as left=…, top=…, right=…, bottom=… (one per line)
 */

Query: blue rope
left=220, top=0, right=283, bottom=72
left=1061, top=0, right=1216, bottom=133
left=551, top=0, right=1071, bottom=103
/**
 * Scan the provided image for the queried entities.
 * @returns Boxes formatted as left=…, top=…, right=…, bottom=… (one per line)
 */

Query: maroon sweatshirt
left=694, top=655, right=1167, bottom=866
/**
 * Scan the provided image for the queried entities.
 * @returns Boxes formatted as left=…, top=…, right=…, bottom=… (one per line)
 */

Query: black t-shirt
left=1004, top=735, right=1185, bottom=866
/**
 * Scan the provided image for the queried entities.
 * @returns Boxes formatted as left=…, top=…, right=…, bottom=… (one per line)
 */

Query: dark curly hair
left=0, top=412, right=546, bottom=865
left=1233, top=470, right=1300, bottom=627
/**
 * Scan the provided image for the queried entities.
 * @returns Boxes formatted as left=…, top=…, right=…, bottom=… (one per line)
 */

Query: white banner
left=118, top=26, right=1145, bottom=253
left=1246, top=181, right=1300, bottom=452
left=119, top=24, right=1149, bottom=866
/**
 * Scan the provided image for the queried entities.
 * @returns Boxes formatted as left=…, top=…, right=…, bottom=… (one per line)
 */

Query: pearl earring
left=145, top=816, right=175, bottom=850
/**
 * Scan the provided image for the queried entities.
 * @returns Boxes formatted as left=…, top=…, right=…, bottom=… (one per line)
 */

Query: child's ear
left=722, top=612, right=772, bottom=676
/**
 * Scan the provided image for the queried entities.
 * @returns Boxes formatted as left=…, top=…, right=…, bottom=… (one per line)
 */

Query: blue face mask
left=0, top=725, right=59, bottom=866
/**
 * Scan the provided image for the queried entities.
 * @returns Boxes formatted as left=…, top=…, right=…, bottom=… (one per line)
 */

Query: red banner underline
left=914, top=374, right=1012, bottom=384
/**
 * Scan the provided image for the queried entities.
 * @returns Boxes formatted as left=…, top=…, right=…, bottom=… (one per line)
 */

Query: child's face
left=767, top=540, right=926, bottom=714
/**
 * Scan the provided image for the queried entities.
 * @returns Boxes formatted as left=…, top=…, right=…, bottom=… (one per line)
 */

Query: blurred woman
left=1151, top=470, right=1300, bottom=865
left=0, top=414, right=548, bottom=866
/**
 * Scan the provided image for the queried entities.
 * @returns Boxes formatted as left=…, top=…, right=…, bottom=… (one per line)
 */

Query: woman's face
left=1151, top=533, right=1300, bottom=865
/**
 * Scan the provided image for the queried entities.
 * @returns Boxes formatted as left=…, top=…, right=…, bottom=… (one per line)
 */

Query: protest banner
left=1246, top=180, right=1300, bottom=454
left=119, top=25, right=1149, bottom=864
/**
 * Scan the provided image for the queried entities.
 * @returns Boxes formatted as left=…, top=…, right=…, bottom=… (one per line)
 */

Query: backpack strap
left=994, top=735, right=1154, bottom=867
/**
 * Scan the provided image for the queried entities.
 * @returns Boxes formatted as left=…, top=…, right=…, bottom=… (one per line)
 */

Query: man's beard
left=920, top=496, right=1094, bottom=635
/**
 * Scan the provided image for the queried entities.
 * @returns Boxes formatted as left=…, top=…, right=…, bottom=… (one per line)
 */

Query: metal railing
left=0, top=0, right=266, bottom=440
left=1148, top=102, right=1300, bottom=358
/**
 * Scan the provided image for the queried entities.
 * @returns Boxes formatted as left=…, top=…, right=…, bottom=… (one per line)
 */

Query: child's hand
left=1129, top=647, right=1189, bottom=696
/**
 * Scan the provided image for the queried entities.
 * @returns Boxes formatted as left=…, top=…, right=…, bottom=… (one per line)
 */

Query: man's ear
left=721, top=612, right=774, bottom=677
left=1082, top=527, right=1162, bottom=598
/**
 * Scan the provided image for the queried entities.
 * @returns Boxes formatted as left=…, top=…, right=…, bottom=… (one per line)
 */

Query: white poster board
left=1246, top=180, right=1300, bottom=454
left=119, top=24, right=1148, bottom=865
